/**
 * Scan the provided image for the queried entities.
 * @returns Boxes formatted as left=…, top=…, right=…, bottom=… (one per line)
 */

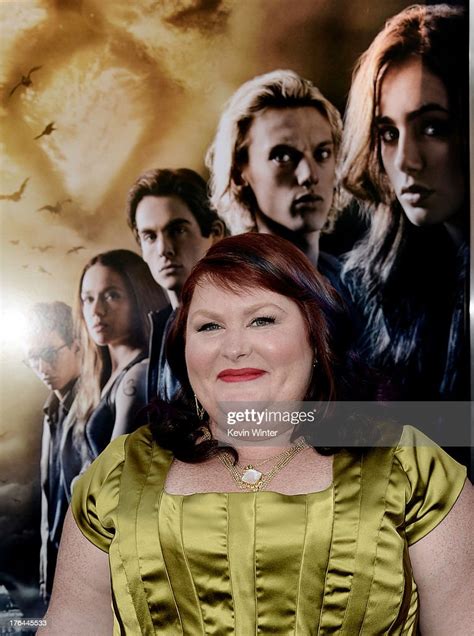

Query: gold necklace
left=236, top=444, right=301, bottom=469
left=219, top=437, right=309, bottom=492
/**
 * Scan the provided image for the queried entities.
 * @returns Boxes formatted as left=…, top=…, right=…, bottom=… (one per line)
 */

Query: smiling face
left=135, top=195, right=216, bottom=304
left=377, top=56, right=465, bottom=227
left=185, top=281, right=314, bottom=427
left=240, top=106, right=336, bottom=234
left=81, top=264, right=135, bottom=348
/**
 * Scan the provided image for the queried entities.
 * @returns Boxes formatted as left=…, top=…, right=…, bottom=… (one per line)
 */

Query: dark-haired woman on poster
left=74, top=249, right=167, bottom=458
left=41, top=234, right=472, bottom=635
left=340, top=4, right=469, bottom=405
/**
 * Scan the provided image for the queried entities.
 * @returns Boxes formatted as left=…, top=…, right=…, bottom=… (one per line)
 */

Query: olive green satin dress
left=72, top=424, right=466, bottom=635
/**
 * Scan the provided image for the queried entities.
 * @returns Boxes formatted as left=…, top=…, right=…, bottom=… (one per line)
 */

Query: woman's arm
left=409, top=481, right=474, bottom=635
left=38, top=508, right=113, bottom=635
left=111, top=359, right=148, bottom=439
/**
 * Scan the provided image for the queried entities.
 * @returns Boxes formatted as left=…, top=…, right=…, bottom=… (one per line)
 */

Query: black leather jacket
left=147, top=306, right=181, bottom=402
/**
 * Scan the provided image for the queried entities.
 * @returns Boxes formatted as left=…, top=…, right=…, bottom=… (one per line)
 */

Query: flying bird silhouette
left=38, top=266, right=52, bottom=276
left=9, top=66, right=42, bottom=98
left=22, top=264, right=29, bottom=269
left=37, top=198, right=71, bottom=215
left=0, top=178, right=29, bottom=201
left=32, top=245, right=53, bottom=252
left=66, top=245, right=85, bottom=255
left=34, top=122, right=56, bottom=140
left=9, top=240, right=20, bottom=245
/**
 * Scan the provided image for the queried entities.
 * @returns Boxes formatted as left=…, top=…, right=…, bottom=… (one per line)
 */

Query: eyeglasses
left=23, top=344, right=68, bottom=369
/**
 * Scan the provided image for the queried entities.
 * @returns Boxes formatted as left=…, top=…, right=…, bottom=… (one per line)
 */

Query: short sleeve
left=71, top=434, right=127, bottom=552
left=394, top=425, right=467, bottom=545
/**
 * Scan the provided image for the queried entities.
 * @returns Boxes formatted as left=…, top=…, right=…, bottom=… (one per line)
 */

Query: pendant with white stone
left=241, top=466, right=262, bottom=486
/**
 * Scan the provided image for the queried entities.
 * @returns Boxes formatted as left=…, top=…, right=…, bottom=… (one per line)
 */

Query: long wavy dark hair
left=340, top=5, right=468, bottom=399
left=75, top=249, right=167, bottom=425
left=148, top=233, right=385, bottom=461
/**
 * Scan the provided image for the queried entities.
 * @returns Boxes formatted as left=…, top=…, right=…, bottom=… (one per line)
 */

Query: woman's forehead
left=187, top=278, right=304, bottom=317
left=81, top=263, right=126, bottom=290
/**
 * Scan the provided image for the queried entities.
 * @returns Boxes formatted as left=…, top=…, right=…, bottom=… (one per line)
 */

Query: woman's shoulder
left=109, top=358, right=149, bottom=410
left=71, top=425, right=171, bottom=550
left=119, top=357, right=148, bottom=384
left=393, top=424, right=467, bottom=473
left=391, top=425, right=467, bottom=544
left=123, top=423, right=171, bottom=461
left=74, top=425, right=167, bottom=489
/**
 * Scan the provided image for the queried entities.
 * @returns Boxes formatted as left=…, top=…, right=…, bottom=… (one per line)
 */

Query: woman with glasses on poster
left=40, top=234, right=472, bottom=635
left=340, top=4, right=469, bottom=404
left=74, top=249, right=167, bottom=459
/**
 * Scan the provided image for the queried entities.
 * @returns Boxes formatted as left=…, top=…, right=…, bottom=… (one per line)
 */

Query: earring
left=313, top=354, right=318, bottom=368
left=194, top=394, right=205, bottom=420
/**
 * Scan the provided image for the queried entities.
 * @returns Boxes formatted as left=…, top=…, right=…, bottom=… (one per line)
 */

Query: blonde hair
left=206, top=69, right=342, bottom=234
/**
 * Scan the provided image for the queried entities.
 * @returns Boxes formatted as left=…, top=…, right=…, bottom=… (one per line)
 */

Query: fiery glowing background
left=0, top=0, right=425, bottom=610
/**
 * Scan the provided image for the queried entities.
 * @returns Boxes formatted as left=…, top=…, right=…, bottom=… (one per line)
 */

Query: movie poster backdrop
left=0, top=0, right=469, bottom=627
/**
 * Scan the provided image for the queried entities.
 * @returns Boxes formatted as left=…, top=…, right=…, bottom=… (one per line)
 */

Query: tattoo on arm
left=123, top=378, right=137, bottom=397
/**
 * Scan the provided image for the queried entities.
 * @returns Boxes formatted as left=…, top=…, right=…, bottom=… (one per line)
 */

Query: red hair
left=167, top=233, right=348, bottom=403
left=149, top=233, right=382, bottom=460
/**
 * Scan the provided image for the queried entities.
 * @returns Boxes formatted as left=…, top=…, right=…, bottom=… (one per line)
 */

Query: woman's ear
left=210, top=219, right=226, bottom=242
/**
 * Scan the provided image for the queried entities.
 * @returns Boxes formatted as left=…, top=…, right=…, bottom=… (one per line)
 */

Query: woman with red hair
left=42, top=234, right=471, bottom=634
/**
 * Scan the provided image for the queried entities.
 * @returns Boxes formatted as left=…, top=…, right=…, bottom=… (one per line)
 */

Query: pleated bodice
left=72, top=425, right=466, bottom=635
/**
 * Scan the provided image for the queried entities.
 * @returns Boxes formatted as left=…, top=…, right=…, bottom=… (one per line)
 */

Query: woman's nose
left=395, top=131, right=424, bottom=174
left=221, top=328, right=251, bottom=361
left=91, top=297, right=106, bottom=317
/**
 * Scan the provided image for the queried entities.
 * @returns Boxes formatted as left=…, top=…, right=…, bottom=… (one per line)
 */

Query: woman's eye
left=81, top=296, right=93, bottom=304
left=197, top=322, right=221, bottom=332
left=379, top=126, right=398, bottom=144
left=250, top=316, right=276, bottom=327
left=421, top=120, right=451, bottom=138
left=105, top=292, right=120, bottom=302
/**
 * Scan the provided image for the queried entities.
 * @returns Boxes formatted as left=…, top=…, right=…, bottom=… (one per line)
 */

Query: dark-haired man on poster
left=126, top=168, right=225, bottom=400
left=23, top=301, right=83, bottom=602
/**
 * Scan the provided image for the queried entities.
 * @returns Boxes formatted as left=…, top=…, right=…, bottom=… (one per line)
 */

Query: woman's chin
left=216, top=387, right=271, bottom=408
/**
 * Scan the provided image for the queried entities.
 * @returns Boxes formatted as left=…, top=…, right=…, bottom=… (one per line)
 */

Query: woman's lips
left=92, top=323, right=108, bottom=333
left=400, top=185, right=434, bottom=206
left=217, top=368, right=267, bottom=383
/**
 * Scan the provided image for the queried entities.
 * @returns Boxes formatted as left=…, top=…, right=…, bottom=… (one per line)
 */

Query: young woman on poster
left=75, top=249, right=167, bottom=458
left=340, top=4, right=469, bottom=402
